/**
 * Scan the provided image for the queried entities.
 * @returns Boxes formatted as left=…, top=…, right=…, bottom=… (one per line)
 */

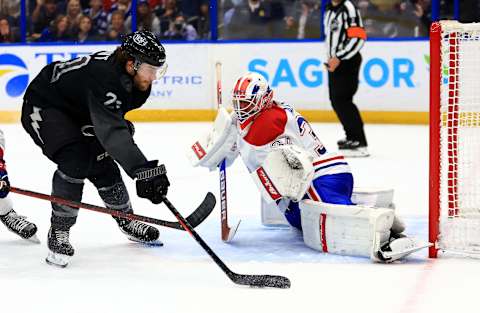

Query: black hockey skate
left=46, top=227, right=74, bottom=268
left=0, top=209, right=39, bottom=243
left=338, top=140, right=370, bottom=158
left=114, top=217, right=163, bottom=246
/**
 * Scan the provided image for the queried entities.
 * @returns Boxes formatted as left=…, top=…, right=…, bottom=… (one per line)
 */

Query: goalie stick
left=162, top=195, right=291, bottom=288
left=9, top=186, right=215, bottom=231
left=216, top=61, right=240, bottom=242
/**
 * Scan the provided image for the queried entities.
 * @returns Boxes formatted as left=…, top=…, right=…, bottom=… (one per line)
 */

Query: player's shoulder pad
left=244, top=106, right=288, bottom=146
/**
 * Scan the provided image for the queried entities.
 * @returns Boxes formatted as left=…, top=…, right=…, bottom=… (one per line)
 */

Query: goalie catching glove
left=251, top=145, right=314, bottom=202
left=187, top=107, right=239, bottom=170
left=135, top=160, right=170, bottom=204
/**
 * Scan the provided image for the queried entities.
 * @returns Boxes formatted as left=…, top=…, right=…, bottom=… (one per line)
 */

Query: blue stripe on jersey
left=314, top=162, right=349, bottom=172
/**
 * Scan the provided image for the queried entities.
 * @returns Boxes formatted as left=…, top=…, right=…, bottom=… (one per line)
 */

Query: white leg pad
left=261, top=197, right=289, bottom=227
left=300, top=200, right=394, bottom=260
left=0, top=196, right=13, bottom=215
left=351, top=188, right=395, bottom=209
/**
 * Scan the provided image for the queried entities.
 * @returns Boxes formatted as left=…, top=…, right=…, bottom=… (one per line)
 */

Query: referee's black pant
left=328, top=53, right=367, bottom=146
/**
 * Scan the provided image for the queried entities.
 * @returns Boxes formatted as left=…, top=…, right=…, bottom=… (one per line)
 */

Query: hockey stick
left=9, top=186, right=215, bottom=231
left=162, top=195, right=290, bottom=288
left=216, top=61, right=240, bottom=242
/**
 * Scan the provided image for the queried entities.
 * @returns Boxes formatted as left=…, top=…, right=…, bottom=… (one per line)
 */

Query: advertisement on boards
left=0, top=44, right=212, bottom=110
left=0, top=41, right=428, bottom=114
left=215, top=40, right=429, bottom=112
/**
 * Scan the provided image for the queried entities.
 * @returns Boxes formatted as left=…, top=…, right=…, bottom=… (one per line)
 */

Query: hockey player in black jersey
left=21, top=30, right=170, bottom=267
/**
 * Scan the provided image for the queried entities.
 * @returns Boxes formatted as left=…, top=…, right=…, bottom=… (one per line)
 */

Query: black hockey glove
left=135, top=160, right=170, bottom=204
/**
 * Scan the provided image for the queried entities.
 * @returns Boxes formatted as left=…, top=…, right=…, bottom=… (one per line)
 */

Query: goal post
left=429, top=21, right=480, bottom=258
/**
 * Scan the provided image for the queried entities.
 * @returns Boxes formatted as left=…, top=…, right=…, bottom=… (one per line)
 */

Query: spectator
left=191, top=2, right=210, bottom=39
left=128, top=0, right=161, bottom=37
left=74, top=15, right=99, bottom=42
left=83, top=0, right=108, bottom=35
left=0, top=0, right=20, bottom=26
left=163, top=14, right=198, bottom=40
left=38, top=14, right=73, bottom=41
left=31, top=0, right=61, bottom=40
left=265, top=0, right=286, bottom=38
left=225, top=0, right=270, bottom=39
left=283, top=15, right=297, bottom=39
left=109, top=0, right=132, bottom=21
left=105, top=10, right=127, bottom=40
left=156, top=0, right=180, bottom=34
left=0, top=15, right=19, bottom=43
left=66, top=0, right=84, bottom=33
left=296, top=0, right=320, bottom=39
left=180, top=0, right=201, bottom=19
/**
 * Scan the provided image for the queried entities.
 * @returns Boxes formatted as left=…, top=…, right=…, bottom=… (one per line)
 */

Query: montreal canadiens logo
left=0, top=54, right=29, bottom=98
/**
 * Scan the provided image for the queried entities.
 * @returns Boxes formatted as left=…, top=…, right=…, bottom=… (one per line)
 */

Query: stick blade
left=231, top=273, right=291, bottom=289
left=163, top=192, right=216, bottom=230
left=185, top=192, right=216, bottom=227
left=222, top=219, right=241, bottom=242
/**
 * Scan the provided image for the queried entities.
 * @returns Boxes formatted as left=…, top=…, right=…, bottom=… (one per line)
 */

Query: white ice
left=0, top=122, right=478, bottom=313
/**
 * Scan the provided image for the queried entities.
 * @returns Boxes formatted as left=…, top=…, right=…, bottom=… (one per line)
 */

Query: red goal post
left=430, top=21, right=480, bottom=258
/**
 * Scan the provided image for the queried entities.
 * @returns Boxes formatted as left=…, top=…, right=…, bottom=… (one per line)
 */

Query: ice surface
left=0, top=122, right=478, bottom=313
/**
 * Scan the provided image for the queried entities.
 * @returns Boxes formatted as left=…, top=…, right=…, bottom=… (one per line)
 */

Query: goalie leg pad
left=351, top=188, right=394, bottom=209
left=0, top=196, right=13, bottom=216
left=299, top=200, right=394, bottom=260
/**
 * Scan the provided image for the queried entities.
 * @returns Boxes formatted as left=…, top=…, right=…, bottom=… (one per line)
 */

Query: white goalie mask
left=231, top=72, right=273, bottom=126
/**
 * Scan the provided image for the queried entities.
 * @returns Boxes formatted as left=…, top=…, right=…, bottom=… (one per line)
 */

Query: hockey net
left=430, top=21, right=480, bottom=257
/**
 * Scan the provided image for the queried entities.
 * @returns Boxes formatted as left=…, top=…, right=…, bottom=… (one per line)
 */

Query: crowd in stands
left=0, top=0, right=478, bottom=43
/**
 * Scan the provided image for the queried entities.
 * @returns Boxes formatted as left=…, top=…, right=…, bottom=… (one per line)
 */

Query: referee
left=324, top=0, right=368, bottom=157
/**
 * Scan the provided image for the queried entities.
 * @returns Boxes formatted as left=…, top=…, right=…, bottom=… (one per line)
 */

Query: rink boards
left=0, top=41, right=429, bottom=123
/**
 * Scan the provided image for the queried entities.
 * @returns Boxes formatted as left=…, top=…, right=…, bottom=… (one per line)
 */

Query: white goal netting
left=436, top=21, right=480, bottom=256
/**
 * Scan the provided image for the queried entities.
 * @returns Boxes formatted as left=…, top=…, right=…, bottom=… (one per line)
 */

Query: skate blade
left=127, top=236, right=164, bottom=247
left=381, top=242, right=433, bottom=262
left=339, top=148, right=370, bottom=158
left=45, top=251, right=71, bottom=268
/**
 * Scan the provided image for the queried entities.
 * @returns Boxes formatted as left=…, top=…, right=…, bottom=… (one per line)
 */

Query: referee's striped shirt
left=324, top=0, right=366, bottom=60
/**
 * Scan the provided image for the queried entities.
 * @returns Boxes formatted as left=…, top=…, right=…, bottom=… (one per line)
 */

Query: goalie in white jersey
left=0, top=129, right=39, bottom=242
left=189, top=72, right=430, bottom=263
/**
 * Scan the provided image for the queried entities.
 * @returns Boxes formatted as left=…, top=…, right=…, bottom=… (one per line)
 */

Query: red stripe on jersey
left=320, top=213, right=328, bottom=252
left=244, top=106, right=287, bottom=146
left=307, top=186, right=319, bottom=201
left=313, top=155, right=344, bottom=166
left=0, top=148, right=3, bottom=160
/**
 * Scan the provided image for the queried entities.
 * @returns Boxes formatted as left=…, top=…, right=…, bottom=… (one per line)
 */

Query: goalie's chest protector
left=237, top=105, right=308, bottom=172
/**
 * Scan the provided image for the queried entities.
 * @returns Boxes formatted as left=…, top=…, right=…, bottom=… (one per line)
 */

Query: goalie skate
left=114, top=217, right=163, bottom=246
left=0, top=209, right=40, bottom=243
left=378, top=237, right=432, bottom=263
left=46, top=227, right=74, bottom=268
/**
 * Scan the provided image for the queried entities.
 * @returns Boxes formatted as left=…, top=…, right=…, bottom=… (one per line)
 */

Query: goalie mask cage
left=430, top=21, right=480, bottom=258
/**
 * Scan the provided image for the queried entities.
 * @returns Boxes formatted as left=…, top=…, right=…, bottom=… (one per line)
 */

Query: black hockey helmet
left=121, top=30, right=166, bottom=67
